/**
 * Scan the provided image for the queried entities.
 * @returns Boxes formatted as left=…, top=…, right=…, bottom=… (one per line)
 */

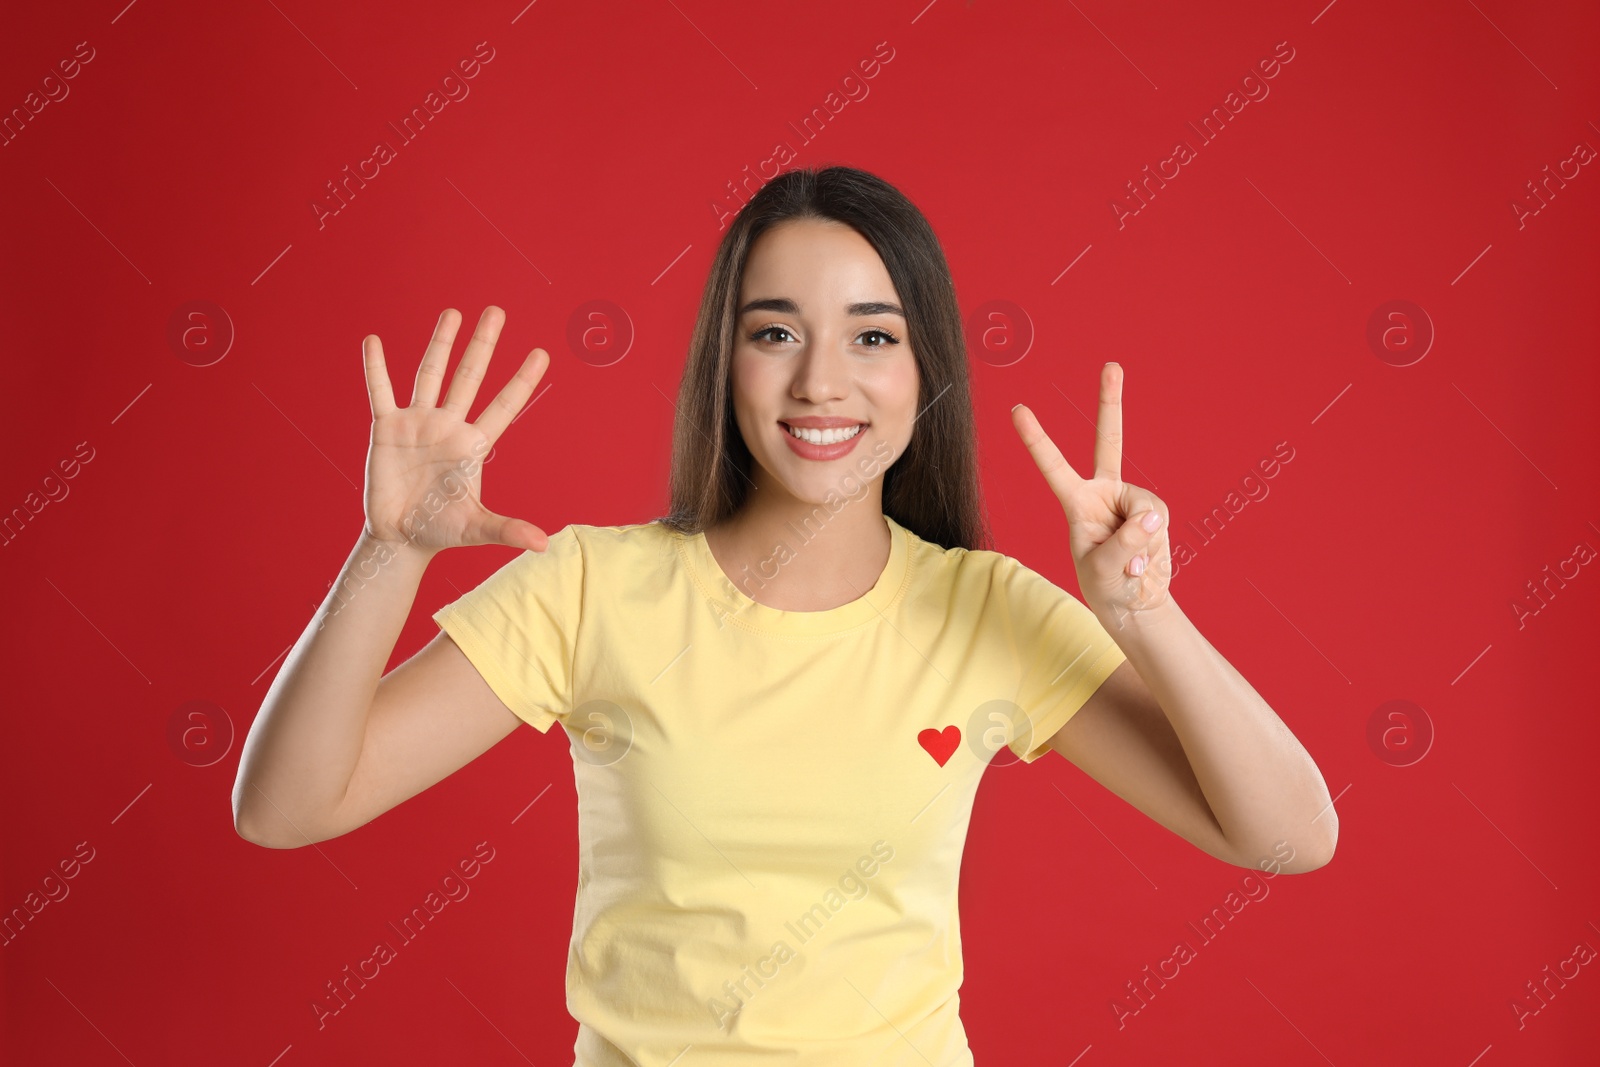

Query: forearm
left=232, top=530, right=434, bottom=844
left=1095, top=595, right=1337, bottom=871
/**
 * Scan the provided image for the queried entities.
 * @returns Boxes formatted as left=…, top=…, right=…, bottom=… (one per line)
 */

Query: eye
left=857, top=328, right=900, bottom=348
left=749, top=325, right=795, bottom=345
left=746, top=325, right=902, bottom=348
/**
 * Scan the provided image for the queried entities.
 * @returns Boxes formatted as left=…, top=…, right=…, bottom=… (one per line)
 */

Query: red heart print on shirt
left=918, top=726, right=960, bottom=767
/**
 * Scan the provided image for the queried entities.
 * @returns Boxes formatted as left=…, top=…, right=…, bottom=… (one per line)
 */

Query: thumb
left=475, top=510, right=551, bottom=553
left=1117, top=507, right=1165, bottom=561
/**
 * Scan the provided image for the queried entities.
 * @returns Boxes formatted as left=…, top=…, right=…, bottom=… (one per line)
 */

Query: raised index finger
left=1011, top=403, right=1083, bottom=504
left=1094, top=362, right=1124, bottom=483
left=474, top=346, right=551, bottom=445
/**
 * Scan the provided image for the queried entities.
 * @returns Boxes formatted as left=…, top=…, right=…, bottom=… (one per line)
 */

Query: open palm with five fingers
left=1011, top=362, right=1171, bottom=624
left=361, top=306, right=550, bottom=558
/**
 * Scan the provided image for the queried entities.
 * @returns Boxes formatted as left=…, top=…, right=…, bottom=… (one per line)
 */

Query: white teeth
left=785, top=423, right=864, bottom=445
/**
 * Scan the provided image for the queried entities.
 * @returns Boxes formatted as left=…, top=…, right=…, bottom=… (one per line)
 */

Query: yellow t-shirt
left=432, top=513, right=1127, bottom=1066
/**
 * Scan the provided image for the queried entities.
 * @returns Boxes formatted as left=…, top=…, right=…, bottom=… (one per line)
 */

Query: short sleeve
left=431, top=525, right=585, bottom=732
left=1000, top=555, right=1127, bottom=764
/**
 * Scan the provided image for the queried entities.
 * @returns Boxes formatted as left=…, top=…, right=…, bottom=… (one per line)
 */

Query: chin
left=786, top=467, right=877, bottom=509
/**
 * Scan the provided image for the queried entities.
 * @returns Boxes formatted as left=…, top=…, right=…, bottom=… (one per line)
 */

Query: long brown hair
left=656, top=165, right=991, bottom=552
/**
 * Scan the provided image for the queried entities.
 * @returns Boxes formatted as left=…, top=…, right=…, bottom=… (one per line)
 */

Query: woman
left=233, top=166, right=1336, bottom=1065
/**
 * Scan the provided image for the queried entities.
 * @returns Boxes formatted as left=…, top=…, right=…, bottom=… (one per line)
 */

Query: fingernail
left=1010, top=403, right=1021, bottom=413
left=1130, top=554, right=1146, bottom=576
left=1141, top=510, right=1163, bottom=532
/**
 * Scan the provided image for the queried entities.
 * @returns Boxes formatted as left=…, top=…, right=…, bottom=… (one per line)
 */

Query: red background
left=4, top=0, right=1599, bottom=1063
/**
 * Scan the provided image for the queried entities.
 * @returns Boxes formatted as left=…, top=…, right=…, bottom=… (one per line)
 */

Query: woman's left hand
left=1011, top=362, right=1172, bottom=623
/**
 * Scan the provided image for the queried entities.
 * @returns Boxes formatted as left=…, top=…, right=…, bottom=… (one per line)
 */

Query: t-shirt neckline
left=678, top=513, right=911, bottom=636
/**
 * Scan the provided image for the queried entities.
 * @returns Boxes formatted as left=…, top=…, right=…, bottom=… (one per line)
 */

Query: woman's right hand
left=360, top=305, right=551, bottom=557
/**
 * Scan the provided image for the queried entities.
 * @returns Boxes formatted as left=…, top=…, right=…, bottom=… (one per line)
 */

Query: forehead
left=738, top=219, right=895, bottom=307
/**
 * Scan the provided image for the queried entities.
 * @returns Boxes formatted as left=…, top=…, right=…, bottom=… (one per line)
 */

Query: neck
left=706, top=477, right=891, bottom=611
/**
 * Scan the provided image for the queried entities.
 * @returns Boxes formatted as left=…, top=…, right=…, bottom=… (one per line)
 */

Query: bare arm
left=1043, top=659, right=1236, bottom=866
left=232, top=305, right=552, bottom=848
left=1045, top=633, right=1333, bottom=874
left=232, top=534, right=524, bottom=847
left=1013, top=365, right=1336, bottom=872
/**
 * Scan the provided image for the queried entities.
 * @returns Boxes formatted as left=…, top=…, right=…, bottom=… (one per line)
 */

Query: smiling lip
left=779, top=416, right=869, bottom=428
left=779, top=417, right=867, bottom=461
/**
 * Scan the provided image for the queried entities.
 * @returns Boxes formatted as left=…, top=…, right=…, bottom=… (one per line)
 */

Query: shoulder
left=538, top=519, right=669, bottom=541
left=897, top=526, right=1023, bottom=608
left=475, top=521, right=679, bottom=606
left=544, top=519, right=685, bottom=572
left=901, top=527, right=1078, bottom=617
left=898, top=523, right=1018, bottom=581
left=561, top=519, right=679, bottom=551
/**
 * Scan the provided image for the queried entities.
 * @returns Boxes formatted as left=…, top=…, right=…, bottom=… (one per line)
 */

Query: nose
left=789, top=335, right=849, bottom=404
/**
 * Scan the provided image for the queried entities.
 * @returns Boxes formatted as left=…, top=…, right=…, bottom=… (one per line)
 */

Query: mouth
left=777, top=418, right=869, bottom=461
left=778, top=420, right=868, bottom=446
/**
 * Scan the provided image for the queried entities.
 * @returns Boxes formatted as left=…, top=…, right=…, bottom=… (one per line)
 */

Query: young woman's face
left=730, top=217, right=920, bottom=507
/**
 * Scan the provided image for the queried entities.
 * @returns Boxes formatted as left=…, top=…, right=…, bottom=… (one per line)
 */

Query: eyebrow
left=737, top=297, right=905, bottom=318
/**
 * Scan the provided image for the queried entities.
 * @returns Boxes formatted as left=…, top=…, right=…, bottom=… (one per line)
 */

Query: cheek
left=731, top=352, right=781, bottom=400
left=877, top=356, right=920, bottom=425
left=728, top=355, right=764, bottom=416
